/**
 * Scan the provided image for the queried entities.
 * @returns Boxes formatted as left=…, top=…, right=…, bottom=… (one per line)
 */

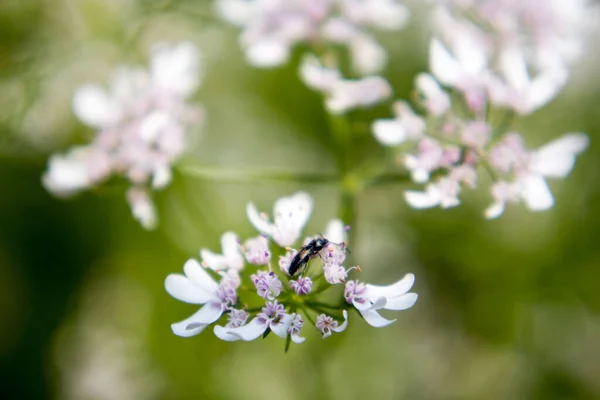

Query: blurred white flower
left=373, top=101, right=425, bottom=146
left=485, top=133, right=589, bottom=218
left=43, top=42, right=203, bottom=229
left=299, top=55, right=391, bottom=114
left=216, top=0, right=409, bottom=74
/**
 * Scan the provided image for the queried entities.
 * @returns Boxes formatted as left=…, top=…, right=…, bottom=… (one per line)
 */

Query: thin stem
left=178, top=164, right=340, bottom=184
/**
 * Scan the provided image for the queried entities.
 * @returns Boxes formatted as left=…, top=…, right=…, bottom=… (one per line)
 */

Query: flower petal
left=72, top=84, right=116, bottom=128
left=223, top=318, right=268, bottom=341
left=365, top=273, right=415, bottom=299
left=332, top=310, right=349, bottom=333
left=170, top=303, right=223, bottom=337
left=199, top=249, right=228, bottom=271
left=270, top=319, right=290, bottom=339
left=324, top=219, right=345, bottom=244
left=531, top=133, right=589, bottom=178
left=272, top=192, right=313, bottom=246
left=164, top=274, right=215, bottom=304
left=430, top=39, right=461, bottom=86
left=183, top=259, right=219, bottom=294
left=291, top=334, right=306, bottom=344
left=353, top=296, right=386, bottom=312
left=213, top=325, right=243, bottom=341
left=484, top=202, right=506, bottom=219
left=246, top=202, right=275, bottom=236
left=520, top=175, right=554, bottom=211
left=384, top=293, right=418, bottom=311
left=404, top=190, right=440, bottom=209
left=360, top=309, right=396, bottom=328
left=373, top=119, right=407, bottom=146
left=221, top=231, right=244, bottom=270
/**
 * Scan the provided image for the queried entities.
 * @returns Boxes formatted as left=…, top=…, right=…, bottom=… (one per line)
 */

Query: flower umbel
left=165, top=192, right=417, bottom=349
left=43, top=42, right=204, bottom=229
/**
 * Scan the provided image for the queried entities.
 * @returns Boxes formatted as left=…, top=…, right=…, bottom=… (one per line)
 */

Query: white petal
left=366, top=273, right=415, bottom=299
left=520, top=175, right=554, bottom=211
left=526, top=68, right=568, bottom=112
left=404, top=190, right=440, bottom=209
left=500, top=47, right=529, bottom=91
left=384, top=293, right=418, bottom=311
left=484, top=202, right=506, bottom=219
left=430, top=39, right=461, bottom=86
left=324, top=219, right=345, bottom=243
left=246, top=40, right=289, bottom=68
left=332, top=310, right=349, bottom=333
left=353, top=296, right=386, bottom=312
left=291, top=334, right=305, bottom=344
left=164, top=274, right=215, bottom=304
left=170, top=303, right=223, bottom=337
left=42, top=153, right=92, bottom=196
left=171, top=321, right=207, bottom=337
left=246, top=202, right=275, bottom=236
left=272, top=192, right=313, bottom=246
left=72, top=84, right=116, bottom=128
left=151, top=41, right=201, bottom=97
left=183, top=259, right=219, bottom=293
left=360, top=309, right=396, bottom=328
left=270, top=319, right=290, bottom=339
left=213, top=325, right=242, bottom=342
left=221, top=231, right=244, bottom=270
left=531, top=133, right=589, bottom=178
left=222, top=318, right=268, bottom=341
left=349, top=34, right=387, bottom=75
left=372, top=119, right=407, bottom=146
left=199, top=249, right=228, bottom=271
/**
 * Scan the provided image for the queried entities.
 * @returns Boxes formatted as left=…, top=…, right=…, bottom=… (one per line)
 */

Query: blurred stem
left=178, top=164, right=340, bottom=184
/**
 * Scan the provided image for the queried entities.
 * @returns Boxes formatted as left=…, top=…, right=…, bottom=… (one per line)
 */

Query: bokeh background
left=1, top=0, right=600, bottom=399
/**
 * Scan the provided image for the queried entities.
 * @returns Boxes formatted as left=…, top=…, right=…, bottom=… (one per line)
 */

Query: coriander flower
left=216, top=0, right=409, bottom=74
left=200, top=232, right=244, bottom=272
left=165, top=192, right=417, bottom=348
left=345, top=274, right=418, bottom=327
left=43, top=42, right=203, bottom=229
left=299, top=55, right=391, bottom=114
left=316, top=311, right=349, bottom=338
left=165, top=259, right=237, bottom=337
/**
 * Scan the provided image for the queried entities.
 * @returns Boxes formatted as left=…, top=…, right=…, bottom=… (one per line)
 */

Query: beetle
left=288, top=236, right=347, bottom=276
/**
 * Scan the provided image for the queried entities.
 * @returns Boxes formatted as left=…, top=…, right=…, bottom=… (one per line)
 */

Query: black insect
left=288, top=237, right=330, bottom=276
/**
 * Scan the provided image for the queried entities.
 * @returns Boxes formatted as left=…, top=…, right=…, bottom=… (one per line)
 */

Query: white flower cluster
left=431, top=0, right=590, bottom=115
left=216, top=0, right=409, bottom=113
left=165, top=192, right=417, bottom=345
left=372, top=0, right=590, bottom=218
left=43, top=42, right=203, bottom=229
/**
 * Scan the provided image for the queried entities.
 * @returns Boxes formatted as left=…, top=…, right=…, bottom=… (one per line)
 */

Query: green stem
left=178, top=164, right=340, bottom=184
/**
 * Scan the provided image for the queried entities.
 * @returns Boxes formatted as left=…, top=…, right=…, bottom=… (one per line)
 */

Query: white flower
left=44, top=42, right=204, bottom=230
left=246, top=191, right=313, bottom=247
left=242, top=235, right=272, bottom=265
left=315, top=311, right=349, bottom=338
left=344, top=274, right=418, bottom=327
left=324, top=264, right=348, bottom=285
left=200, top=232, right=244, bottom=272
left=213, top=300, right=288, bottom=342
left=216, top=0, right=410, bottom=73
left=299, top=55, right=392, bottom=114
left=404, top=178, right=460, bottom=210
left=165, top=259, right=237, bottom=337
left=372, top=101, right=425, bottom=146
left=486, top=133, right=589, bottom=217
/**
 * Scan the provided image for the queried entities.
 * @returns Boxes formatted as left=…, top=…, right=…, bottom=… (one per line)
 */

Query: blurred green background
left=1, top=0, right=600, bottom=399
